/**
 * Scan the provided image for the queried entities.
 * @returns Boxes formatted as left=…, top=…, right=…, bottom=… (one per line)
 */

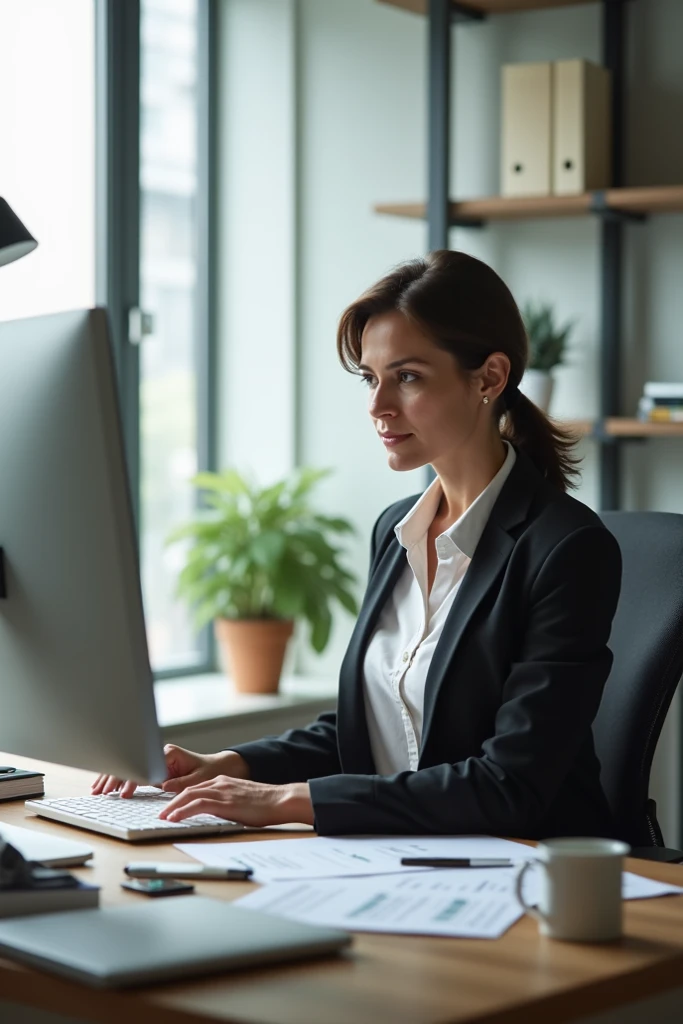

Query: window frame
left=95, top=0, right=218, bottom=679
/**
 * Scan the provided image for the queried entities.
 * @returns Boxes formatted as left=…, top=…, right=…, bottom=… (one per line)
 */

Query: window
left=98, top=0, right=215, bottom=677
left=1, top=1, right=214, bottom=676
left=139, top=0, right=208, bottom=672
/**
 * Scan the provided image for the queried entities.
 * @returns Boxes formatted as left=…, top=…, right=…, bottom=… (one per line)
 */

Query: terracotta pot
left=519, top=369, right=554, bottom=413
left=214, top=618, right=294, bottom=694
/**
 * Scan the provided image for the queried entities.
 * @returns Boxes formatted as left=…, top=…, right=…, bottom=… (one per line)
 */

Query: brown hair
left=337, top=249, right=580, bottom=491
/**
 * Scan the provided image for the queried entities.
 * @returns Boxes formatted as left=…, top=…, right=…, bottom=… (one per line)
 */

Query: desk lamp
left=0, top=198, right=38, bottom=267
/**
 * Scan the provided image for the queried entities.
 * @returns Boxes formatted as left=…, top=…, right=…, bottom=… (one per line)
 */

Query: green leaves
left=520, top=300, right=575, bottom=372
left=249, top=531, right=286, bottom=568
left=166, top=467, right=359, bottom=654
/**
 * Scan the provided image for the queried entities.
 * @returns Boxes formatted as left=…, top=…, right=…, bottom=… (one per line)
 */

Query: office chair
left=594, top=511, right=683, bottom=862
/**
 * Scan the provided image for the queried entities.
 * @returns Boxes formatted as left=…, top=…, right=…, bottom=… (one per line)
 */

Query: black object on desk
left=400, top=857, right=513, bottom=868
left=125, top=862, right=253, bottom=881
left=0, top=838, right=78, bottom=891
left=121, top=878, right=195, bottom=897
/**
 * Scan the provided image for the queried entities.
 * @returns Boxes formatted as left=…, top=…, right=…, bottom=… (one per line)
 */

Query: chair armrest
left=630, top=847, right=683, bottom=863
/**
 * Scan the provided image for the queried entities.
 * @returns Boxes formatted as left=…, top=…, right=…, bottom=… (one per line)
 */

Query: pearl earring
left=482, top=395, right=490, bottom=405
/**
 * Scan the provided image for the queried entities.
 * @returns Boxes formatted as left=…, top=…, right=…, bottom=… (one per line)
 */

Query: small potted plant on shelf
left=167, top=467, right=358, bottom=694
left=519, top=300, right=575, bottom=413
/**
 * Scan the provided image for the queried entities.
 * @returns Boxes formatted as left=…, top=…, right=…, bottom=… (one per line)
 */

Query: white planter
left=519, top=370, right=554, bottom=413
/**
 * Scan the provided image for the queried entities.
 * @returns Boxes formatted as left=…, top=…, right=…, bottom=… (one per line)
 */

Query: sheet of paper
left=175, top=835, right=533, bottom=884
left=623, top=872, right=682, bottom=899
left=234, top=869, right=524, bottom=939
left=520, top=868, right=683, bottom=904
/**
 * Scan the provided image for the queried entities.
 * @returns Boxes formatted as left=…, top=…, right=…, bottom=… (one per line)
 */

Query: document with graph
left=234, top=869, right=523, bottom=939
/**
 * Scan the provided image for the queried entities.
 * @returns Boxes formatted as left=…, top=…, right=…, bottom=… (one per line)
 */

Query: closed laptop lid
left=0, top=896, right=351, bottom=988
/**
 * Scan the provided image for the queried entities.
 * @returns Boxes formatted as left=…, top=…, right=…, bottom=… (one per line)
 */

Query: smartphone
left=121, top=878, right=195, bottom=897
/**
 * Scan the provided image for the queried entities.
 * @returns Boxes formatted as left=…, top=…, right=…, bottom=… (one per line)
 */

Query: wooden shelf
left=608, top=186, right=683, bottom=215
left=377, top=0, right=594, bottom=15
left=375, top=186, right=683, bottom=224
left=565, top=418, right=683, bottom=439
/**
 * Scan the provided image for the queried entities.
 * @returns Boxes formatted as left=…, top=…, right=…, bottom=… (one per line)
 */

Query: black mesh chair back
left=594, top=512, right=683, bottom=848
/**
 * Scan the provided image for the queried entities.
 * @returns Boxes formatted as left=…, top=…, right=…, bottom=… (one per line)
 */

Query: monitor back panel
left=0, top=308, right=165, bottom=783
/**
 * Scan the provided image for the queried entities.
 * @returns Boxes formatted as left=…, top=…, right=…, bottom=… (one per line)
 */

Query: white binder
left=552, top=59, right=611, bottom=195
left=501, top=62, right=552, bottom=197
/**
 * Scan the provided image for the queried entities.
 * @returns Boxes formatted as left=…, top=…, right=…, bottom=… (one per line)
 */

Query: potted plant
left=167, top=467, right=359, bottom=694
left=519, top=300, right=575, bottom=412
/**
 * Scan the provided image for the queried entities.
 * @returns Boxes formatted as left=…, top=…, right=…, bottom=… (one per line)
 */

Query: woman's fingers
left=159, top=779, right=233, bottom=820
left=93, top=775, right=140, bottom=796
left=163, top=797, right=228, bottom=822
left=91, top=745, right=209, bottom=798
left=160, top=777, right=215, bottom=811
left=102, top=776, right=124, bottom=795
left=91, top=774, right=123, bottom=794
left=161, top=771, right=208, bottom=794
left=163, top=744, right=204, bottom=781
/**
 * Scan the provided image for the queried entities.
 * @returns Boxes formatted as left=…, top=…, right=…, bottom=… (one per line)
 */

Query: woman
left=94, top=250, right=622, bottom=839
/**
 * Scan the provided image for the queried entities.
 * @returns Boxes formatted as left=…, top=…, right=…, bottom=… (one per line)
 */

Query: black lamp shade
left=0, top=198, right=38, bottom=268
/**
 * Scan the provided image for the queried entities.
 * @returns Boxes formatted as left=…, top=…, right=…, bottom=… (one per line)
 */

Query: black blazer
left=232, top=448, right=622, bottom=839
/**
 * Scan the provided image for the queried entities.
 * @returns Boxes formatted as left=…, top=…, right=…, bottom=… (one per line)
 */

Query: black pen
left=125, top=862, right=253, bottom=880
left=400, top=857, right=513, bottom=868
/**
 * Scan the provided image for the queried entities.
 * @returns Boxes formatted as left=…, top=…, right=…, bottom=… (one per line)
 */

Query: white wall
left=0, top=0, right=95, bottom=322
left=216, top=0, right=297, bottom=483
left=296, top=0, right=427, bottom=675
left=217, top=0, right=683, bottom=842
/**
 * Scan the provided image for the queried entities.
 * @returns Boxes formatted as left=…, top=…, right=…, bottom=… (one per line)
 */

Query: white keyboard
left=25, top=788, right=245, bottom=842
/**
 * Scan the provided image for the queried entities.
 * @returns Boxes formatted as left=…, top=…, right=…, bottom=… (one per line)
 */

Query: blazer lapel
left=420, top=450, right=544, bottom=752
left=337, top=535, right=407, bottom=774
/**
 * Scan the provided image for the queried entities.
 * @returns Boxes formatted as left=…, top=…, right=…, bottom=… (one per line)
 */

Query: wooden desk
left=2, top=754, right=683, bottom=1024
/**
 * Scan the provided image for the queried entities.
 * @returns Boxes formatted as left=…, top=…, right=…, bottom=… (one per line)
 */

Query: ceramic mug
left=515, top=837, right=631, bottom=941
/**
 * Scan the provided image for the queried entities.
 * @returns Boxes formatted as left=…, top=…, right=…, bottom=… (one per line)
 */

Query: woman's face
left=359, top=310, right=499, bottom=473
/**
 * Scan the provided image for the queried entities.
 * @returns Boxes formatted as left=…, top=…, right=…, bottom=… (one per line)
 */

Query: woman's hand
left=158, top=777, right=314, bottom=828
left=91, top=744, right=250, bottom=798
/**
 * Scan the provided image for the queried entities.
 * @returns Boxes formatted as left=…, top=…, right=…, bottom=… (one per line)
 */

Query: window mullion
left=196, top=0, right=218, bottom=480
left=95, top=0, right=142, bottom=530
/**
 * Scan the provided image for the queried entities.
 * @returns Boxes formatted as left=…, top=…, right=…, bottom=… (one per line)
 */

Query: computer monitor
left=0, top=308, right=166, bottom=783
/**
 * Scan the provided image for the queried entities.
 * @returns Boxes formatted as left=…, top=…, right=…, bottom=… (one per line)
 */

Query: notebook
left=0, top=769, right=44, bottom=801
left=0, top=896, right=352, bottom=988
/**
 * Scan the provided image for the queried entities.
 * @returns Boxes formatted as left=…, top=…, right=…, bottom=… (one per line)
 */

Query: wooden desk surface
left=2, top=754, right=683, bottom=1024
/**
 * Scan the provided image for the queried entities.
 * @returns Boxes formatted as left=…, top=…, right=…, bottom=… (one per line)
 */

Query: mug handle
left=514, top=859, right=548, bottom=926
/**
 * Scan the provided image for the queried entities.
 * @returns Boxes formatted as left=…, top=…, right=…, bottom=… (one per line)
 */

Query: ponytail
left=500, top=391, right=581, bottom=492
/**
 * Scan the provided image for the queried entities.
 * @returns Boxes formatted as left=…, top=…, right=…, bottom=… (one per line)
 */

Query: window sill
left=154, top=673, right=338, bottom=752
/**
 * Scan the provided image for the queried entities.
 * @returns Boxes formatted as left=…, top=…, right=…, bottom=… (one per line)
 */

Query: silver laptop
left=0, top=896, right=351, bottom=988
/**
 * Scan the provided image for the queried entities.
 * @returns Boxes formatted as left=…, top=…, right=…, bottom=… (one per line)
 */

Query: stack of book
left=0, top=768, right=44, bottom=802
left=637, top=382, right=683, bottom=423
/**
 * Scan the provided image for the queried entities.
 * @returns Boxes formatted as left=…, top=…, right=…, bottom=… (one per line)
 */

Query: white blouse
left=362, top=442, right=517, bottom=776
